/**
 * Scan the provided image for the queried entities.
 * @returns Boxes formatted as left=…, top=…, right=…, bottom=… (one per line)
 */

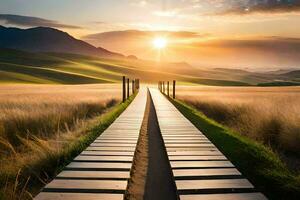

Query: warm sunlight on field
left=177, top=86, right=300, bottom=170
left=0, top=84, right=121, bottom=145
left=0, top=84, right=121, bottom=199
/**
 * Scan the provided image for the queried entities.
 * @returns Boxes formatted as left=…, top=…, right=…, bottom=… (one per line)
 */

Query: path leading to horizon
left=149, top=88, right=267, bottom=200
left=35, top=87, right=267, bottom=200
left=35, top=88, right=147, bottom=200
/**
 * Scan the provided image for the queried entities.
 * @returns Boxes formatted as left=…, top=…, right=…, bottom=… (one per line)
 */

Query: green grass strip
left=169, top=98, right=300, bottom=200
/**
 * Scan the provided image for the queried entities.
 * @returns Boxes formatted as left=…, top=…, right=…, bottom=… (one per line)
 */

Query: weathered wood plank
left=66, top=162, right=132, bottom=170
left=171, top=161, right=234, bottom=168
left=165, top=144, right=215, bottom=148
left=180, top=193, right=267, bottom=200
left=169, top=155, right=227, bottom=161
left=57, top=171, right=130, bottom=179
left=44, top=179, right=127, bottom=190
left=90, top=143, right=136, bottom=147
left=86, top=147, right=136, bottom=151
left=74, top=155, right=133, bottom=162
left=176, top=179, right=254, bottom=190
left=80, top=151, right=134, bottom=156
left=35, top=193, right=124, bottom=200
left=167, top=150, right=223, bottom=156
left=173, top=168, right=241, bottom=177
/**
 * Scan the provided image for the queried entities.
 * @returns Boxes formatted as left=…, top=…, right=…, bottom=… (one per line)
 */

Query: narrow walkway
left=149, top=88, right=267, bottom=200
left=143, top=91, right=177, bottom=200
left=35, top=88, right=147, bottom=200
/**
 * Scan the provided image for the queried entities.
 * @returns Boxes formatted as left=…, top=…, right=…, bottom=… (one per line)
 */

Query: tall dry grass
left=177, top=86, right=300, bottom=171
left=0, top=84, right=121, bottom=199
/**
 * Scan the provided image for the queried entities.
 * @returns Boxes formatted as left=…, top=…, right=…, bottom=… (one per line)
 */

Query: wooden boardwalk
left=35, top=87, right=267, bottom=200
left=149, top=88, right=267, bottom=200
left=35, top=89, right=147, bottom=200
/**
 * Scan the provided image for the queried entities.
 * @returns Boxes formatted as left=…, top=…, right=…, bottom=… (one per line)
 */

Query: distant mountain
left=0, top=26, right=124, bottom=58
left=281, top=70, right=300, bottom=78
left=213, top=68, right=250, bottom=74
left=265, top=69, right=298, bottom=75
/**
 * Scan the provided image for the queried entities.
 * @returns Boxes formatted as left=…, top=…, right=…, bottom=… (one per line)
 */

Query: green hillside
left=1, top=48, right=289, bottom=86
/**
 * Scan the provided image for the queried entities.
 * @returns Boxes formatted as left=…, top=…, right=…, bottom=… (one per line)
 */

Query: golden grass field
left=177, top=86, right=300, bottom=171
left=0, top=84, right=121, bottom=199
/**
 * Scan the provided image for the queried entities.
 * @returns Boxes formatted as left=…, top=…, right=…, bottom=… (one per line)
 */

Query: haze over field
left=1, top=0, right=300, bottom=70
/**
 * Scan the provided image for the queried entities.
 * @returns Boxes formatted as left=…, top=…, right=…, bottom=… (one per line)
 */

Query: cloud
left=208, top=0, right=300, bottom=15
left=0, top=14, right=81, bottom=29
left=82, top=30, right=211, bottom=48
left=83, top=30, right=208, bottom=41
left=198, top=36, right=300, bottom=52
left=178, top=36, right=300, bottom=68
left=153, top=0, right=300, bottom=16
left=130, top=0, right=148, bottom=7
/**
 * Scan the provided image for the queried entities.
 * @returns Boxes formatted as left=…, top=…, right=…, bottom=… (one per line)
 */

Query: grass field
left=176, top=86, right=300, bottom=171
left=0, top=84, right=126, bottom=199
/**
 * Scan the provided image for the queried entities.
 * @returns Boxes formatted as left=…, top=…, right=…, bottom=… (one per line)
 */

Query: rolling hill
left=1, top=48, right=299, bottom=86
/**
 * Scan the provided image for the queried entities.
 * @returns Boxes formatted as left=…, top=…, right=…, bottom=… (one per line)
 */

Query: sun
left=153, top=37, right=167, bottom=49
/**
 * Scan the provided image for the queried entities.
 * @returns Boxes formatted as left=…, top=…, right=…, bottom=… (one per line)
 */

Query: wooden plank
left=180, top=193, right=267, bottom=200
left=35, top=193, right=123, bottom=200
left=93, top=140, right=137, bottom=143
left=164, top=140, right=210, bottom=143
left=44, top=179, right=127, bottom=190
left=86, top=147, right=136, bottom=151
left=176, top=179, right=254, bottom=190
left=173, top=168, right=241, bottom=177
left=80, top=151, right=134, bottom=156
left=169, top=155, right=227, bottom=161
left=66, top=162, right=132, bottom=170
left=90, top=143, right=136, bottom=147
left=167, top=147, right=218, bottom=152
left=74, top=156, right=133, bottom=162
left=57, top=171, right=130, bottom=179
left=162, top=135, right=204, bottom=138
left=100, top=134, right=138, bottom=137
left=97, top=137, right=138, bottom=140
left=171, top=161, right=234, bottom=168
left=168, top=150, right=223, bottom=156
left=98, top=136, right=138, bottom=139
left=165, top=144, right=215, bottom=148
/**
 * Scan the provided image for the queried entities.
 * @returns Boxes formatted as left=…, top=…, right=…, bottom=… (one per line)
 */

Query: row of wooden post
left=158, top=80, right=176, bottom=99
left=122, top=76, right=140, bottom=102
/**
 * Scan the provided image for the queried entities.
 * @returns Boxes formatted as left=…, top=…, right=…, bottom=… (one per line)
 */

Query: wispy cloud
left=82, top=30, right=210, bottom=44
left=148, top=0, right=300, bottom=17
left=130, top=0, right=148, bottom=7
left=216, top=0, right=300, bottom=15
left=0, top=14, right=82, bottom=29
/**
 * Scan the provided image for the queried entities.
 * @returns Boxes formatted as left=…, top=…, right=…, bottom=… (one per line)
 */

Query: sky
left=1, top=0, right=300, bottom=70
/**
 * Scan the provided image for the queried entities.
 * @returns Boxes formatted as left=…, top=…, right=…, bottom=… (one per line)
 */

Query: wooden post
left=173, top=80, right=176, bottom=99
left=132, top=80, right=135, bottom=94
left=159, top=81, right=161, bottom=91
left=162, top=81, right=165, bottom=93
left=127, top=78, right=130, bottom=98
left=167, top=81, right=169, bottom=96
left=122, top=76, right=126, bottom=102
